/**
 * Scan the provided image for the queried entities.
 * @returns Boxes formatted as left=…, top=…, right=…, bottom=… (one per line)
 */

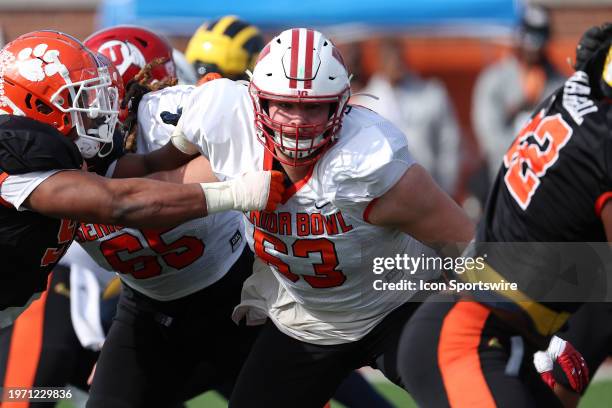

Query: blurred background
left=0, top=0, right=610, bottom=219
left=2, top=2, right=612, bottom=407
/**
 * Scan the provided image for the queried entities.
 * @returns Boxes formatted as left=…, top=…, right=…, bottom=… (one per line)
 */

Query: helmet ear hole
left=35, top=99, right=53, bottom=115
left=194, top=61, right=221, bottom=78
left=25, top=93, right=33, bottom=109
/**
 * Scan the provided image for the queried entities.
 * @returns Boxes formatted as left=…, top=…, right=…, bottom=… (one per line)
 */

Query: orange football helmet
left=0, top=30, right=119, bottom=158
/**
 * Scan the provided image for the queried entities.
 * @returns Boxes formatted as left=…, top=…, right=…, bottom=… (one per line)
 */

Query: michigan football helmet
left=0, top=30, right=119, bottom=158
left=185, top=15, right=264, bottom=80
left=84, top=25, right=176, bottom=85
left=249, top=28, right=351, bottom=166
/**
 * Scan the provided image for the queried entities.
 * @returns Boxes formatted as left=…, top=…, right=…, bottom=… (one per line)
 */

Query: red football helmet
left=0, top=30, right=120, bottom=158
left=249, top=28, right=351, bottom=166
left=84, top=26, right=176, bottom=85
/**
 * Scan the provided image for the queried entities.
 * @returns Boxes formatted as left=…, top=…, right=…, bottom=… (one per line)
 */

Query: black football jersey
left=0, top=115, right=82, bottom=309
left=480, top=70, right=612, bottom=243
left=471, top=69, right=612, bottom=319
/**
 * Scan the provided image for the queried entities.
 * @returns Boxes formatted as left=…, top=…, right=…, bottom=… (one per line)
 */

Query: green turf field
left=182, top=380, right=612, bottom=407
left=55, top=379, right=612, bottom=407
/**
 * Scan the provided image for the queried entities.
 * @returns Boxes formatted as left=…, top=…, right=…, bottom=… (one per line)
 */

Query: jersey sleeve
left=0, top=115, right=82, bottom=174
left=0, top=115, right=82, bottom=210
left=0, top=170, right=64, bottom=211
left=173, top=79, right=242, bottom=159
left=330, top=120, right=415, bottom=220
left=136, top=85, right=194, bottom=154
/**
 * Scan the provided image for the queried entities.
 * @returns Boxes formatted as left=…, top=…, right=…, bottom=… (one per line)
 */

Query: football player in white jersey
left=80, top=26, right=271, bottom=408
left=116, top=28, right=474, bottom=407
left=87, top=24, right=395, bottom=408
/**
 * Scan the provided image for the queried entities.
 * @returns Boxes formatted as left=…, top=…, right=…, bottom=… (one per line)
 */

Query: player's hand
left=550, top=336, right=589, bottom=393
left=265, top=170, right=285, bottom=211
left=202, top=170, right=286, bottom=214
left=234, top=170, right=285, bottom=212
left=534, top=336, right=588, bottom=393
left=575, top=23, right=612, bottom=70
left=546, top=336, right=589, bottom=393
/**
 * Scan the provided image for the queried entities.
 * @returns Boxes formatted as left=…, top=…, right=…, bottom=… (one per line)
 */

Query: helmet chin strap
left=78, top=123, right=115, bottom=158
left=74, top=136, right=100, bottom=159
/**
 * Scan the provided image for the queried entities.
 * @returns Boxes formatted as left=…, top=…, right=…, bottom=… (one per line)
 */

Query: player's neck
left=279, top=161, right=312, bottom=182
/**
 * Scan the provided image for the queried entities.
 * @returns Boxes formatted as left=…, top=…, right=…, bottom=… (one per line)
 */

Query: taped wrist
left=200, top=181, right=237, bottom=214
left=200, top=171, right=272, bottom=213
left=547, top=335, right=566, bottom=359
left=533, top=350, right=554, bottom=373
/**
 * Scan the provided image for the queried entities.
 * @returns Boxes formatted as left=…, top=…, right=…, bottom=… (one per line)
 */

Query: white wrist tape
left=170, top=130, right=199, bottom=155
left=547, top=335, right=566, bottom=359
left=200, top=181, right=236, bottom=213
left=200, top=171, right=271, bottom=213
left=533, top=350, right=554, bottom=373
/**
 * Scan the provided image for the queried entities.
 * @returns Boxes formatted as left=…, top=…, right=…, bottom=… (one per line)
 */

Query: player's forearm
left=26, top=172, right=207, bottom=227
left=105, top=179, right=206, bottom=228
left=28, top=170, right=282, bottom=228
left=105, top=170, right=284, bottom=227
left=113, top=142, right=196, bottom=178
left=405, top=199, right=474, bottom=257
left=147, top=156, right=218, bottom=184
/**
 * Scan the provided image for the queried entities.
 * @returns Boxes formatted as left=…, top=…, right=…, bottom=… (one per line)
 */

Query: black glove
left=575, top=23, right=612, bottom=71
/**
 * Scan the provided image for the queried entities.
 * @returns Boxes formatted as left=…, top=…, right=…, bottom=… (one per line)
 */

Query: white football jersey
left=136, top=84, right=195, bottom=153
left=0, top=170, right=63, bottom=211
left=176, top=79, right=441, bottom=344
left=76, top=85, right=246, bottom=301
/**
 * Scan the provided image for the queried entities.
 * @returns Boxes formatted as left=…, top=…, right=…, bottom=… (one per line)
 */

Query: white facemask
left=272, top=131, right=326, bottom=159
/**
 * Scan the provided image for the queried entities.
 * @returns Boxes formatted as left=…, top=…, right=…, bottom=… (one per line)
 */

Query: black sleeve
left=0, top=115, right=82, bottom=174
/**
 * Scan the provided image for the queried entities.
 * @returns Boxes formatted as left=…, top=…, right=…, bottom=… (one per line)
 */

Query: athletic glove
left=575, top=23, right=612, bottom=71
left=533, top=350, right=556, bottom=389
left=533, top=335, right=589, bottom=393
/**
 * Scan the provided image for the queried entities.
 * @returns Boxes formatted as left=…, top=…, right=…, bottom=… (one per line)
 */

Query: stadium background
left=1, top=0, right=611, bottom=406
